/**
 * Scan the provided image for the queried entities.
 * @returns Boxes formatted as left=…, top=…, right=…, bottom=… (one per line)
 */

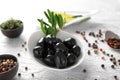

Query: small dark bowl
left=0, top=54, right=19, bottom=80
left=0, top=26, right=23, bottom=38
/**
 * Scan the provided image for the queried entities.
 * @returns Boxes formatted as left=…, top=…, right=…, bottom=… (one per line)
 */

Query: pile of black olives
left=33, top=35, right=81, bottom=69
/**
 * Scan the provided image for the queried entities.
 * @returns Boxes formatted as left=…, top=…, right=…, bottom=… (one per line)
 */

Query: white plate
left=27, top=30, right=85, bottom=71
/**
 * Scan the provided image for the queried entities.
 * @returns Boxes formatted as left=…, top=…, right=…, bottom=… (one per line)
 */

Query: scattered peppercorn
left=25, top=48, right=27, bottom=51
left=17, top=53, right=20, bottom=57
left=111, top=65, right=115, bottom=69
left=88, top=43, right=91, bottom=47
left=100, top=48, right=103, bottom=52
left=113, top=62, right=117, bottom=65
left=22, top=44, right=24, bottom=47
left=24, top=41, right=27, bottom=45
left=76, top=31, right=80, bottom=34
left=102, top=51, right=106, bottom=54
left=94, top=49, right=98, bottom=54
left=32, top=73, right=34, bottom=77
left=101, top=40, right=105, bottom=42
left=92, top=43, right=98, bottom=49
left=95, top=40, right=98, bottom=43
left=25, top=67, right=28, bottom=71
left=111, top=54, right=114, bottom=57
left=107, top=54, right=110, bottom=57
left=101, top=56, right=105, bottom=60
left=110, top=58, right=113, bottom=62
left=83, top=69, right=87, bottom=73
left=114, top=75, right=118, bottom=80
left=18, top=73, right=21, bottom=77
left=101, top=64, right=105, bottom=69
left=88, top=50, right=91, bottom=55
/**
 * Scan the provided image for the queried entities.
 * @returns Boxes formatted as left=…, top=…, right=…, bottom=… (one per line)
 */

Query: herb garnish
left=38, top=9, right=91, bottom=36
left=38, top=9, right=65, bottom=36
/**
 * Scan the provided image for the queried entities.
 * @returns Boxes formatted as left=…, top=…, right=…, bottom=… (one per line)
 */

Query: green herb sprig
left=0, top=18, right=23, bottom=30
left=38, top=9, right=91, bottom=36
left=38, top=9, right=65, bottom=36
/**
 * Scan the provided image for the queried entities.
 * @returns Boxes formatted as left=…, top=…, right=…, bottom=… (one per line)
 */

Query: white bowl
left=27, top=30, right=85, bottom=71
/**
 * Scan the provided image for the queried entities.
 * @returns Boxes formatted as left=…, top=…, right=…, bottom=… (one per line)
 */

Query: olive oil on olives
left=33, top=35, right=81, bottom=69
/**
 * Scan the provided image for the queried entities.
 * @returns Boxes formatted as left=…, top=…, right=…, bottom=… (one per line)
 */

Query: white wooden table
left=0, top=0, right=120, bottom=80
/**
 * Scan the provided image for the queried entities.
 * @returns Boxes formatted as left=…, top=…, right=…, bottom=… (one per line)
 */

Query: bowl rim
left=27, top=30, right=85, bottom=71
left=0, top=54, right=18, bottom=74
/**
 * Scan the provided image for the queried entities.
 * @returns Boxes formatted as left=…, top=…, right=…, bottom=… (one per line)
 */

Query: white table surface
left=0, top=0, right=120, bottom=80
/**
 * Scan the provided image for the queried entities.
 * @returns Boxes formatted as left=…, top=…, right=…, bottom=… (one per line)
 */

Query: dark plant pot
left=1, top=26, right=23, bottom=38
left=0, top=54, right=19, bottom=80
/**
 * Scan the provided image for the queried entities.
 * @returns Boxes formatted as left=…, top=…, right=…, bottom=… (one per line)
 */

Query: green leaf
left=37, top=19, right=50, bottom=27
left=40, top=19, right=47, bottom=35
left=44, top=11, right=50, bottom=20
left=79, top=17, right=91, bottom=24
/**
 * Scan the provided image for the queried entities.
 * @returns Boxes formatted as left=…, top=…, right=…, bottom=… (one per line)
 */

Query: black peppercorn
left=17, top=53, right=20, bottom=57
left=32, top=73, right=34, bottom=77
left=18, top=73, right=21, bottom=77
left=83, top=69, right=87, bottom=73
left=25, top=67, right=28, bottom=71
left=88, top=50, right=91, bottom=55
left=111, top=65, right=115, bottom=69
left=114, top=75, right=118, bottom=80
left=101, top=64, right=105, bottom=69
left=88, top=43, right=91, bottom=47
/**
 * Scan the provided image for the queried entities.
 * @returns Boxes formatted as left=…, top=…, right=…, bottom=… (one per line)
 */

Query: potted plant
left=0, top=19, right=23, bottom=38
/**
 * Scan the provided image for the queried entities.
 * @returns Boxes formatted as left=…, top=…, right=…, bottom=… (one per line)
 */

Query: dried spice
left=83, top=69, right=87, bottom=73
left=101, top=56, right=105, bottom=60
left=24, top=41, right=27, bottom=45
left=95, top=40, right=98, bottom=43
left=111, top=65, right=115, bottom=69
left=88, top=50, right=91, bottom=55
left=101, top=40, right=105, bottom=42
left=18, top=73, right=21, bottom=77
left=25, top=48, right=27, bottom=51
left=113, top=62, right=117, bottom=65
left=94, top=49, right=98, bottom=54
left=102, top=51, right=106, bottom=54
left=22, top=44, right=24, bottom=47
left=89, top=32, right=95, bottom=37
left=101, top=64, right=105, bottom=69
left=17, top=53, right=20, bottom=57
left=114, top=75, right=118, bottom=80
left=75, top=31, right=80, bottom=34
left=32, top=73, right=34, bottom=77
left=92, top=43, right=98, bottom=49
left=25, top=67, right=28, bottom=71
left=88, top=43, right=91, bottom=47
left=0, top=58, right=17, bottom=73
left=100, top=48, right=103, bottom=52
left=107, top=38, right=120, bottom=49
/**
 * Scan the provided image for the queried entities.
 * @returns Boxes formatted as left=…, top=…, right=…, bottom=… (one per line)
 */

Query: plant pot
left=0, top=26, right=23, bottom=38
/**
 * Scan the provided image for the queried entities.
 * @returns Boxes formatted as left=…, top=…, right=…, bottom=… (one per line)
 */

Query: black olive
left=37, top=37, right=45, bottom=47
left=33, top=46, right=44, bottom=58
left=63, top=38, right=76, bottom=48
left=43, top=55, right=55, bottom=67
left=55, top=52, right=67, bottom=68
left=44, top=35, right=62, bottom=49
left=46, top=48, right=55, bottom=55
left=72, top=45, right=81, bottom=57
left=67, top=53, right=77, bottom=66
left=55, top=43, right=68, bottom=55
